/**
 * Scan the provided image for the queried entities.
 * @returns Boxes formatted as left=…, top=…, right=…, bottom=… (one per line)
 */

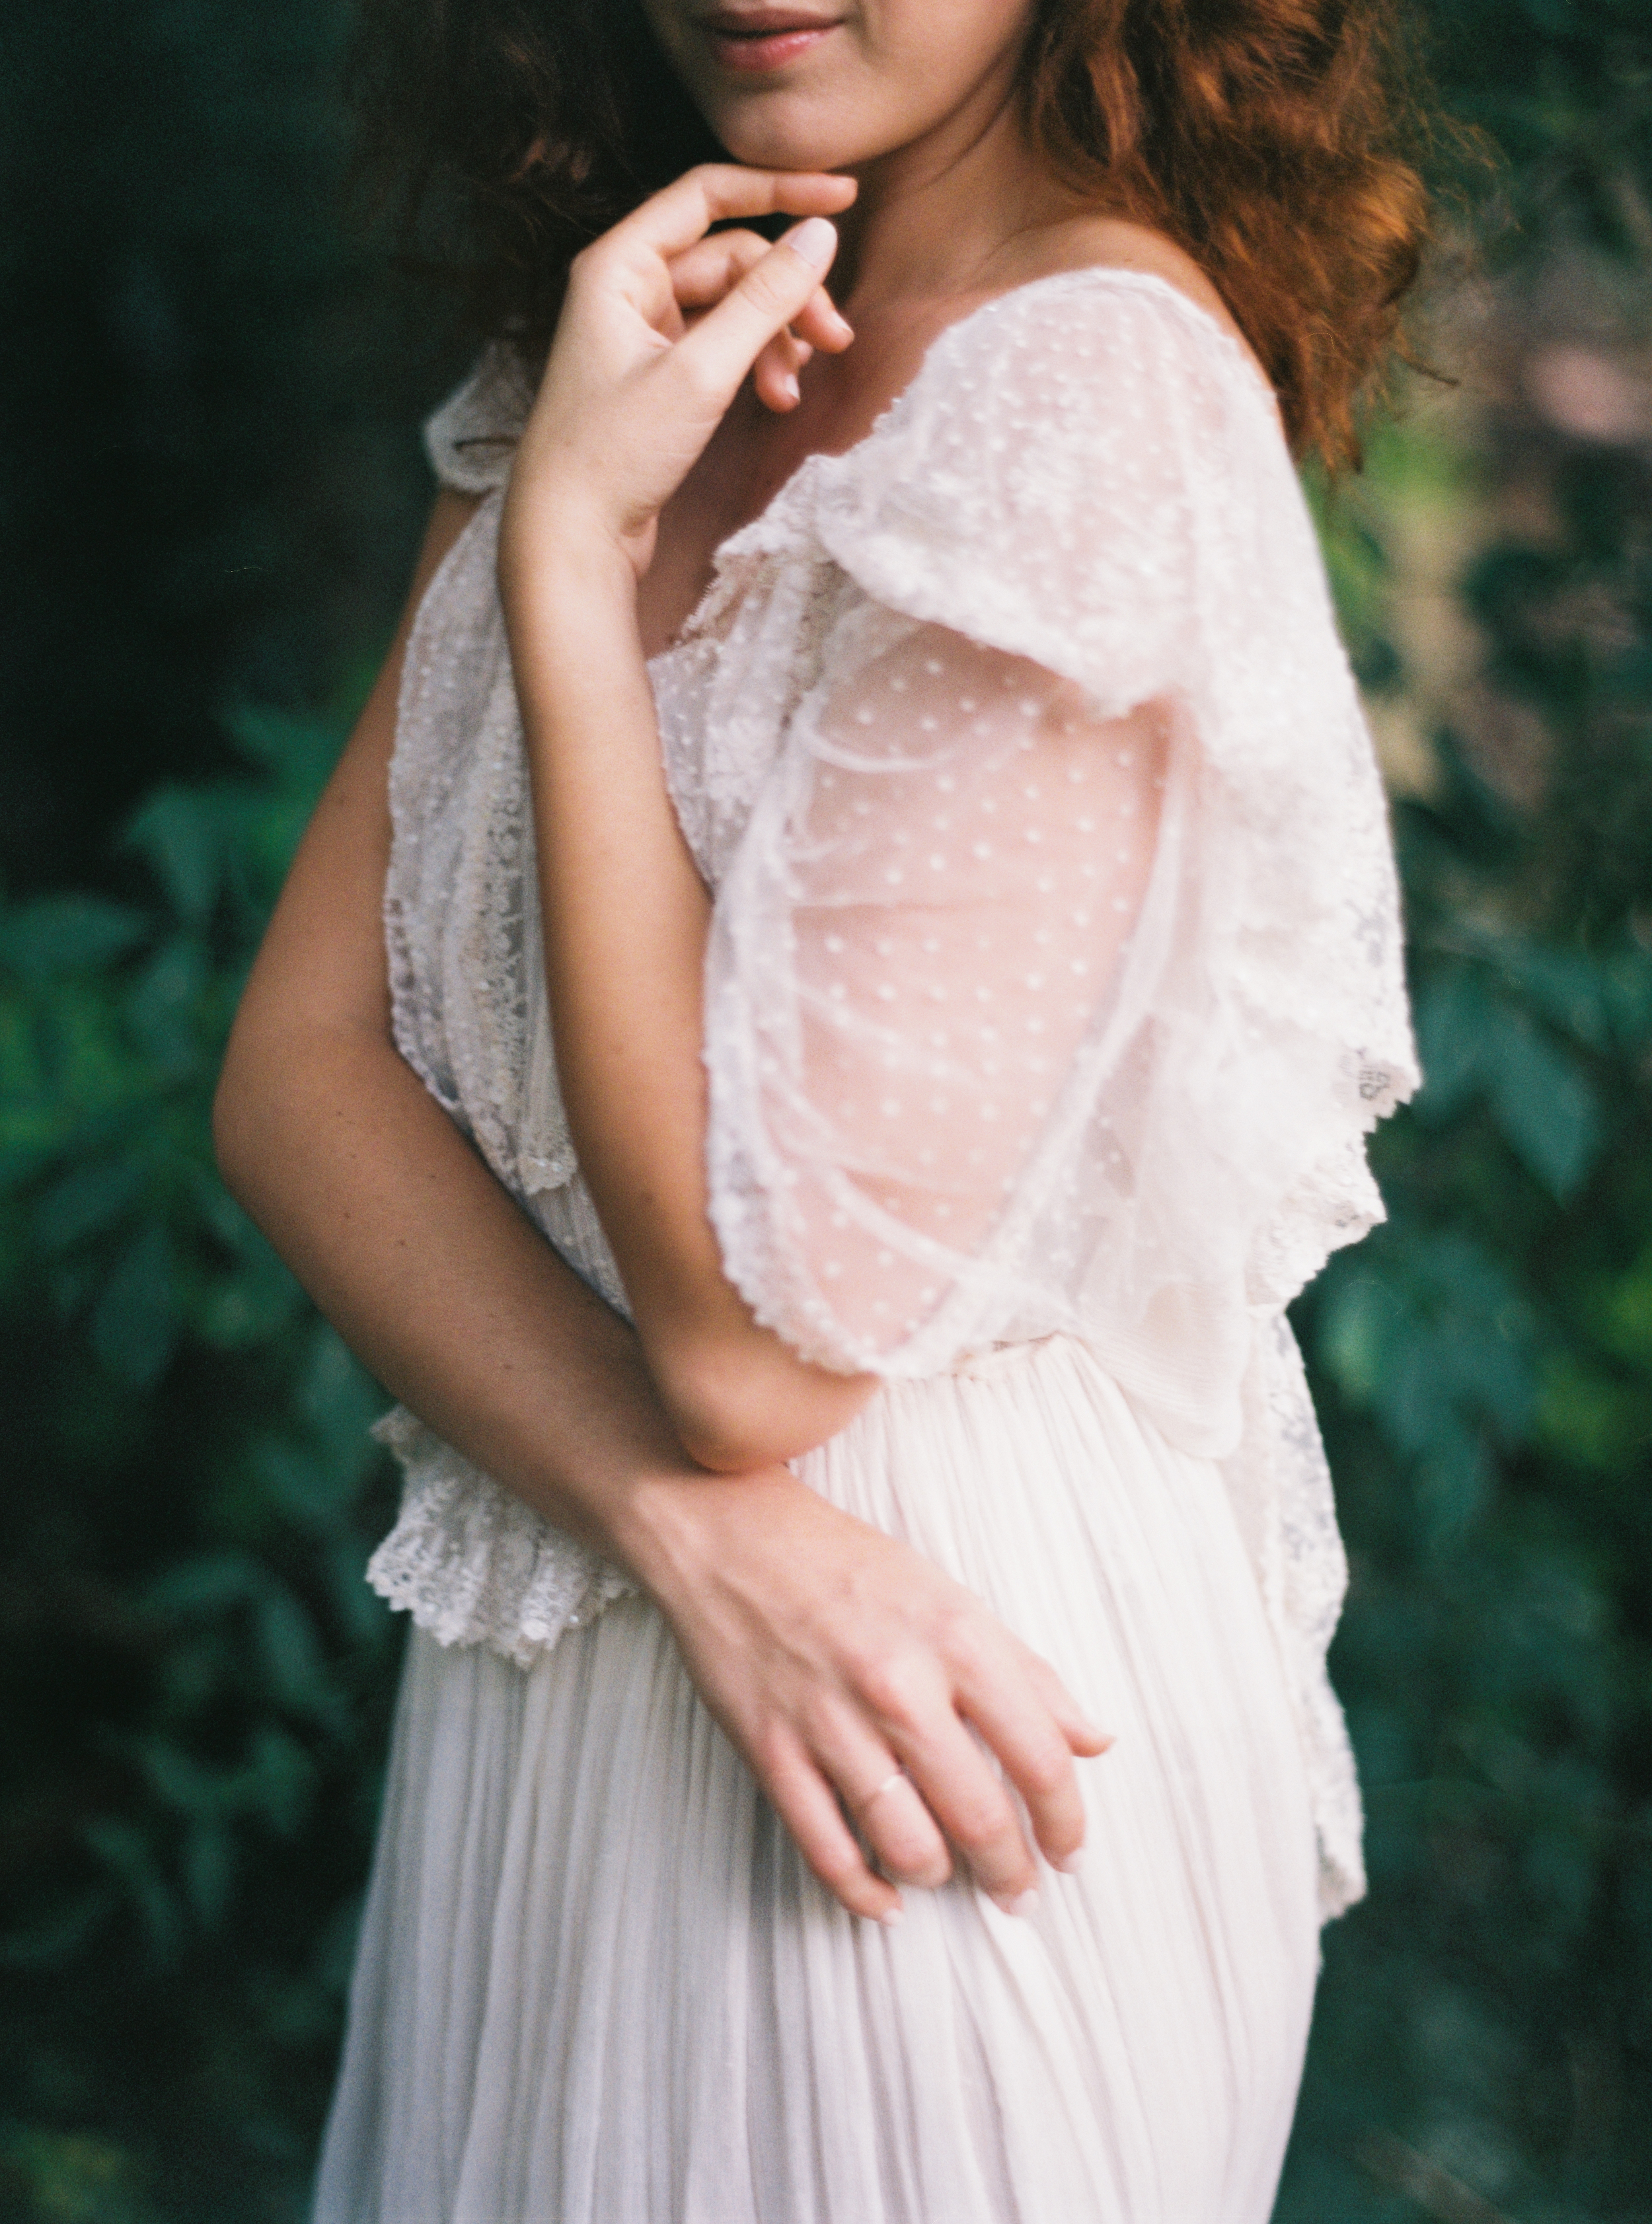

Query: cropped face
left=638, top=0, right=1043, bottom=174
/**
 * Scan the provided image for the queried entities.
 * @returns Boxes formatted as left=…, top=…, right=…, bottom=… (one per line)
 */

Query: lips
left=696, top=7, right=844, bottom=74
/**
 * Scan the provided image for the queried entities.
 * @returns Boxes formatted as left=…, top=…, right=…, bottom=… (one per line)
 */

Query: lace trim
left=1222, top=1313, right=1366, bottom=1920
left=369, top=293, right=1408, bottom=1913
left=366, top=1408, right=635, bottom=1669
left=423, top=343, right=534, bottom=496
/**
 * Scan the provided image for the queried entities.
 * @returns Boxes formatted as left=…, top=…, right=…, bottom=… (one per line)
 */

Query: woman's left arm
left=498, top=164, right=872, bottom=1473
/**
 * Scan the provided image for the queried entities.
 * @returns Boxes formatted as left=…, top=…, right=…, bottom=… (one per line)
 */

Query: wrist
left=498, top=480, right=638, bottom=625
left=608, top=1462, right=798, bottom=1614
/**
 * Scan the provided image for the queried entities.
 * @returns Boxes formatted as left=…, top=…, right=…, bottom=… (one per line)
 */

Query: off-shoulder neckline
left=646, top=264, right=1276, bottom=669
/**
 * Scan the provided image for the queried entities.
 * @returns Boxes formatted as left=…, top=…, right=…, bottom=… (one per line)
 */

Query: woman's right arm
left=214, top=488, right=688, bottom=1564
left=214, top=491, right=1102, bottom=1925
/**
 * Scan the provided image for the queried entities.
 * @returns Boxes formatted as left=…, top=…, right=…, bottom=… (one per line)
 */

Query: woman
left=216, top=0, right=1427, bottom=2215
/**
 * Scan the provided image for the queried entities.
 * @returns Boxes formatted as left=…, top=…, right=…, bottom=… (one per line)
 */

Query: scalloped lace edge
left=365, top=1408, right=636, bottom=1670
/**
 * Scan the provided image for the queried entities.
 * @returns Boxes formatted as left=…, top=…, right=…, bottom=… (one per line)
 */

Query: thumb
left=667, top=217, right=840, bottom=409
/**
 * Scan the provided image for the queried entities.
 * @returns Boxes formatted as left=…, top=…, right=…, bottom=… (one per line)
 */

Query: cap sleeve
left=811, top=272, right=1220, bottom=718
left=423, top=342, right=534, bottom=495
left=702, top=272, right=1417, bottom=1457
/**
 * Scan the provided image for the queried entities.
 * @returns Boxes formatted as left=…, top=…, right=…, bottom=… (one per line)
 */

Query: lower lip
left=706, top=24, right=838, bottom=73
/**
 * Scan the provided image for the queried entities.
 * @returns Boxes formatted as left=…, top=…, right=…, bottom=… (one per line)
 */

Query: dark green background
left=1, top=3, right=1650, bottom=2217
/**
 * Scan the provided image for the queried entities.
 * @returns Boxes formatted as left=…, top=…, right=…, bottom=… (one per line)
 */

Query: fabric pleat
left=315, top=1337, right=1320, bottom=2224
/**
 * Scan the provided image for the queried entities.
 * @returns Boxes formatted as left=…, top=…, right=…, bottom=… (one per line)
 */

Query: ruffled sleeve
left=702, top=272, right=1417, bottom=1462
left=423, top=343, right=535, bottom=495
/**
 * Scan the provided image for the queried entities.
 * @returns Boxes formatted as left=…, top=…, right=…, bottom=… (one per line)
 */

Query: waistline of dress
left=944, top=1333, right=1072, bottom=1382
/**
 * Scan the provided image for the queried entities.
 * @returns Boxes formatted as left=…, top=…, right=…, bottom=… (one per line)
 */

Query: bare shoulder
left=1008, top=212, right=1260, bottom=367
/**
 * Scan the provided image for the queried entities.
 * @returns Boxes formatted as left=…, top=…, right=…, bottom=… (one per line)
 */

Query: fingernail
left=786, top=217, right=838, bottom=274
left=876, top=1903, right=904, bottom=1927
left=994, top=1888, right=1039, bottom=1919
left=1055, top=1848, right=1085, bottom=1876
left=781, top=371, right=800, bottom=404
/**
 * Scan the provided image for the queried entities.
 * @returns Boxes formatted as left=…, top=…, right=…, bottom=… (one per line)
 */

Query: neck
left=831, top=78, right=1076, bottom=315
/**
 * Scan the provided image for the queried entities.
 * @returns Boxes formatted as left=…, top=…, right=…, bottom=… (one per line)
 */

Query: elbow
left=657, top=1356, right=796, bottom=1472
left=650, top=1332, right=878, bottom=1473
left=671, top=1407, right=795, bottom=1476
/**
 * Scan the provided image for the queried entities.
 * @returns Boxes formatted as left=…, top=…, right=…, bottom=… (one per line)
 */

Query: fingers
left=666, top=229, right=768, bottom=311
left=765, top=1734, right=904, bottom=1926
left=666, top=227, right=851, bottom=416
left=669, top=231, right=853, bottom=350
left=619, top=162, right=856, bottom=264
left=845, top=1645, right=1044, bottom=1909
left=958, top=1643, right=1115, bottom=1878
left=1023, top=1649, right=1115, bottom=1759
left=790, top=288, right=854, bottom=355
left=953, top=1680, right=1087, bottom=1881
left=815, top=1724, right=952, bottom=1889
left=669, top=219, right=842, bottom=416
left=753, top=329, right=811, bottom=416
left=897, top=1705, right=1045, bottom=1911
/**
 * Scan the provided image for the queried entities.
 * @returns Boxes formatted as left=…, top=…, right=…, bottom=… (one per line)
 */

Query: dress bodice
left=365, top=268, right=1417, bottom=1917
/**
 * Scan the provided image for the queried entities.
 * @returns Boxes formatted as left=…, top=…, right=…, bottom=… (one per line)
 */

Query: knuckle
left=747, top=1720, right=791, bottom=1782
left=948, top=1793, right=1013, bottom=1854
left=1018, top=1745, right=1070, bottom=1800
left=741, top=260, right=797, bottom=318
left=873, top=1817, right=947, bottom=1884
left=930, top=1598, right=987, bottom=1668
left=870, top=1812, right=930, bottom=1863
left=856, top=1651, right=925, bottom=1724
left=810, top=1840, right=861, bottom=1892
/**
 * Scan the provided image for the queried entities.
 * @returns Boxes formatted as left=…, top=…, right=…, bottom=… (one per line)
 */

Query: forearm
left=214, top=1014, right=724, bottom=1583
left=507, top=550, right=876, bottom=1466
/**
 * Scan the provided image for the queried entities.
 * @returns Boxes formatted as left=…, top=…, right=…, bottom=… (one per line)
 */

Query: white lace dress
left=313, top=270, right=1416, bottom=2224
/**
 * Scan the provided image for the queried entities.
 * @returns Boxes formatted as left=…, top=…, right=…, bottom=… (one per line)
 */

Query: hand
left=500, top=163, right=858, bottom=586
left=626, top=1467, right=1113, bottom=1925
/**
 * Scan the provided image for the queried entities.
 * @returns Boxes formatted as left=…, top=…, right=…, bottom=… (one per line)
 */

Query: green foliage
left=1, top=0, right=1650, bottom=2219
left=0, top=0, right=450, bottom=896
left=1429, top=0, right=1652, bottom=259
left=1276, top=390, right=1652, bottom=2218
left=0, top=704, right=402, bottom=2223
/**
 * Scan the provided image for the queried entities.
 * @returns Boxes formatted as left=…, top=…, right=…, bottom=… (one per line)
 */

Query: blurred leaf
left=1534, top=1353, right=1651, bottom=1473
left=123, top=934, right=209, bottom=1073
left=1483, top=1014, right=1602, bottom=1199
left=120, top=790, right=229, bottom=929
left=181, top=1821, right=238, bottom=1932
left=0, top=899, right=152, bottom=983
left=1413, top=966, right=1491, bottom=1123
left=1590, top=1240, right=1652, bottom=1371
left=89, top=1222, right=177, bottom=1388
left=141, top=1551, right=265, bottom=1620
left=33, top=1157, right=147, bottom=1254
left=253, top=1585, right=332, bottom=1719
left=80, top=1821, right=180, bottom=1966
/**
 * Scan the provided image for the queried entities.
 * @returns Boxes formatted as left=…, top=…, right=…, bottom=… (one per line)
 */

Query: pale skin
left=216, top=0, right=1253, bottom=1924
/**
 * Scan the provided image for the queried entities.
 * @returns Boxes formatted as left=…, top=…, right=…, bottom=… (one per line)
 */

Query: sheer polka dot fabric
left=374, top=269, right=1418, bottom=1910
left=713, top=624, right=1167, bottom=1359
left=698, top=274, right=1417, bottom=1447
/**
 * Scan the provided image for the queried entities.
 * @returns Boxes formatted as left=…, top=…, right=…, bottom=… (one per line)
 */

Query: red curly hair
left=352, top=0, right=1435, bottom=469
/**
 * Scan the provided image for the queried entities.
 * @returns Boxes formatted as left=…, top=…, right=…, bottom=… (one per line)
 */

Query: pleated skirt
left=313, top=1337, right=1321, bottom=2223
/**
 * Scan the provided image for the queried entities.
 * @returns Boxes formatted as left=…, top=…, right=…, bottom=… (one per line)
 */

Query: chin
left=692, top=88, right=881, bottom=175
